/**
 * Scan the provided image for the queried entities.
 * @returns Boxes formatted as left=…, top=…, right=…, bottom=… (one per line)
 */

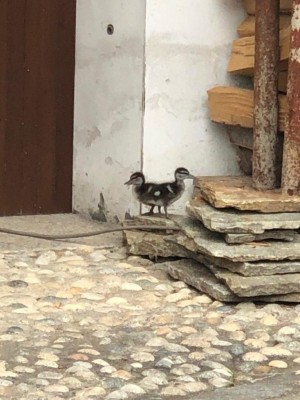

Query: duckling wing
left=140, top=182, right=183, bottom=206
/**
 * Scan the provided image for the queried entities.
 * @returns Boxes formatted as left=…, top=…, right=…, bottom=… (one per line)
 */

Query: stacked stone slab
left=124, top=197, right=300, bottom=302
left=170, top=200, right=300, bottom=302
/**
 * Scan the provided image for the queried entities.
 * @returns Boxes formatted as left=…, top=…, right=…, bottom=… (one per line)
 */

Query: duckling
left=124, top=172, right=156, bottom=215
left=124, top=167, right=194, bottom=217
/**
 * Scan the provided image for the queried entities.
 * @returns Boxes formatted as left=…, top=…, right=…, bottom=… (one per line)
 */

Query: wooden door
left=0, top=0, right=76, bottom=216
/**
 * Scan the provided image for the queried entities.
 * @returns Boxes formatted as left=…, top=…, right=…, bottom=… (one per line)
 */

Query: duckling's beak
left=124, top=179, right=133, bottom=185
left=186, top=174, right=195, bottom=180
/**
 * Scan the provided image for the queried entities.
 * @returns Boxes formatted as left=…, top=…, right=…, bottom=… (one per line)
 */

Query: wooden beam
left=243, top=0, right=292, bottom=14
left=237, top=15, right=291, bottom=37
left=227, top=27, right=290, bottom=75
left=207, top=86, right=287, bottom=132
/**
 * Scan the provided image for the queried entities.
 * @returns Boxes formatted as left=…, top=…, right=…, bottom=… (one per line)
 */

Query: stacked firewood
left=208, top=0, right=292, bottom=175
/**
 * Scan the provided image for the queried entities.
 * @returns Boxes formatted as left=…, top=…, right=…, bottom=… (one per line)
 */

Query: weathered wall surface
left=73, top=0, right=146, bottom=221
left=143, top=0, right=246, bottom=213
left=73, top=0, right=245, bottom=219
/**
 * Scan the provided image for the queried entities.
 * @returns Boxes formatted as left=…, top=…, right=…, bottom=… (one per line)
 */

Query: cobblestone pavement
left=0, top=243, right=300, bottom=399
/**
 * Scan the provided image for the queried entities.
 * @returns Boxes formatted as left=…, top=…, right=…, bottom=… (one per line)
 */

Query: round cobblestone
left=0, top=246, right=299, bottom=398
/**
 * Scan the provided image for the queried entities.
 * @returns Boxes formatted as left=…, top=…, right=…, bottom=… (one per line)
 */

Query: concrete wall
left=73, top=0, right=146, bottom=221
left=73, top=0, right=245, bottom=220
left=142, top=0, right=246, bottom=213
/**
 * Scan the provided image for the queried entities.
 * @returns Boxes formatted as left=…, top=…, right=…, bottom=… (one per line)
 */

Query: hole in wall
left=107, top=24, right=114, bottom=35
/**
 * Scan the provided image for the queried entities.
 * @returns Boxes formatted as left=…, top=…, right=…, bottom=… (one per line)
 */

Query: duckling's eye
left=134, top=177, right=143, bottom=185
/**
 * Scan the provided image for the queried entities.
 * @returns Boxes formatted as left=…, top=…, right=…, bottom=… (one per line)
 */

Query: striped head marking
left=175, top=167, right=194, bottom=181
left=124, top=172, right=145, bottom=186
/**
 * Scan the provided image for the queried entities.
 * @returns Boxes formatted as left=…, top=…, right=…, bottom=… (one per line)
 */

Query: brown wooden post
left=253, top=0, right=280, bottom=190
left=282, top=0, right=300, bottom=196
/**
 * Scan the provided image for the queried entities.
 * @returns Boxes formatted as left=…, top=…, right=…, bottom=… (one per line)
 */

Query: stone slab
left=124, top=217, right=300, bottom=275
left=166, top=236, right=300, bottom=276
left=226, top=260, right=300, bottom=276
left=172, top=215, right=300, bottom=262
left=213, top=258, right=300, bottom=277
left=125, top=228, right=300, bottom=299
left=194, top=176, right=300, bottom=212
left=225, top=230, right=296, bottom=244
left=124, top=230, right=187, bottom=259
left=208, top=264, right=300, bottom=297
left=124, top=216, right=300, bottom=276
left=167, top=259, right=239, bottom=302
left=124, top=215, right=179, bottom=230
left=186, top=371, right=300, bottom=400
left=186, top=199, right=300, bottom=234
left=123, top=215, right=183, bottom=258
left=167, top=259, right=300, bottom=303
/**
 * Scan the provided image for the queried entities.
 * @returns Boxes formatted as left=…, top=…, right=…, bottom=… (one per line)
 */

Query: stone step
left=225, top=230, right=296, bottom=244
left=209, top=264, right=300, bottom=297
left=167, top=236, right=300, bottom=277
left=124, top=215, right=300, bottom=302
left=173, top=216, right=300, bottom=262
left=186, top=199, right=300, bottom=234
left=193, top=176, right=300, bottom=213
left=167, top=259, right=300, bottom=303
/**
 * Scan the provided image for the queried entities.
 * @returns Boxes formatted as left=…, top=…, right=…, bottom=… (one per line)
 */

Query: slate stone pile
left=124, top=199, right=300, bottom=303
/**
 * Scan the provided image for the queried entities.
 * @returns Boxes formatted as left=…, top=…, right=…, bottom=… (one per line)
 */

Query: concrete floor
left=0, top=213, right=124, bottom=251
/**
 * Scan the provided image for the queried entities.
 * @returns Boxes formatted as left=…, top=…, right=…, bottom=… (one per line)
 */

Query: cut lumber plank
left=237, top=15, right=291, bottom=37
left=228, top=27, right=290, bottom=75
left=194, top=176, right=300, bottom=213
left=207, top=86, right=287, bottom=132
left=243, top=0, right=292, bottom=15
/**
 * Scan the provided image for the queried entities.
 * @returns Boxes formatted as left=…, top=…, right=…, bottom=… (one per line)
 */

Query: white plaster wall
left=73, top=0, right=246, bottom=219
left=143, top=0, right=246, bottom=214
left=73, top=0, right=146, bottom=220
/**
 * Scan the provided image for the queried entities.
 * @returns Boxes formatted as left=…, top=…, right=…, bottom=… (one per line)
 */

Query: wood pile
left=208, top=0, right=292, bottom=175
left=227, top=26, right=290, bottom=76
left=237, top=15, right=290, bottom=37
left=207, top=87, right=287, bottom=131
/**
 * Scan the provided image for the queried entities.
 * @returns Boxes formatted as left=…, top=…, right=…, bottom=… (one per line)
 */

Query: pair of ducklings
left=125, top=167, right=194, bottom=217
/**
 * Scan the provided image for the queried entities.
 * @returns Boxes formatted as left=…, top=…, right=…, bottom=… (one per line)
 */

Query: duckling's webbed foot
left=149, top=206, right=155, bottom=215
left=155, top=206, right=167, bottom=218
left=142, top=206, right=155, bottom=216
left=163, top=206, right=169, bottom=219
